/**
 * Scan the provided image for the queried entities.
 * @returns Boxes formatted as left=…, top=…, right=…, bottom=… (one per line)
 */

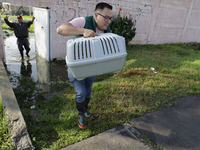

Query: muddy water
left=4, top=33, right=69, bottom=92
left=4, top=33, right=38, bottom=80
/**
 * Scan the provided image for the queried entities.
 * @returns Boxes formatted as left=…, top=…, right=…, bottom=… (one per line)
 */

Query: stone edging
left=0, top=58, right=34, bottom=150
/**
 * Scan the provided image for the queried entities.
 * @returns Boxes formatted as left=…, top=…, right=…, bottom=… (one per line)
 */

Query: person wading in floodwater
left=4, top=15, right=35, bottom=61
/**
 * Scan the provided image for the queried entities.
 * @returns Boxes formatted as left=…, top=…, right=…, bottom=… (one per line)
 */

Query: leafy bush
left=110, top=8, right=136, bottom=45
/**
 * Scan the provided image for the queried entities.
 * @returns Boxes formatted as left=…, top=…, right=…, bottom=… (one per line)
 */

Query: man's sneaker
left=20, top=58, right=24, bottom=61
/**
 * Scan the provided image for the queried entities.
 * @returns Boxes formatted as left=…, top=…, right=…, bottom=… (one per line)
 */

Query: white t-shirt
left=69, top=17, right=104, bottom=34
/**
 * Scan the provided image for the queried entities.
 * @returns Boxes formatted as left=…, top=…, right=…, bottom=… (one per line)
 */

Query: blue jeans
left=68, top=67, right=95, bottom=103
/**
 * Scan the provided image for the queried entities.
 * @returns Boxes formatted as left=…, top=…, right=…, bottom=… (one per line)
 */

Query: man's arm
left=31, top=16, right=35, bottom=24
left=56, top=23, right=96, bottom=38
left=4, top=15, right=15, bottom=28
left=26, top=17, right=35, bottom=28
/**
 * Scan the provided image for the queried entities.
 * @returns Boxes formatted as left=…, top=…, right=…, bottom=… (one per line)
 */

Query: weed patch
left=0, top=100, right=15, bottom=149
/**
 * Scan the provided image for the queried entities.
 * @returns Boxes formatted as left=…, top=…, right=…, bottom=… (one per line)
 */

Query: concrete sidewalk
left=131, top=95, right=200, bottom=150
left=60, top=123, right=154, bottom=150
left=61, top=95, right=200, bottom=150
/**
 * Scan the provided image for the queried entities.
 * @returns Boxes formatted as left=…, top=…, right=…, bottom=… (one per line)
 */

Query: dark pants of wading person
left=17, top=38, right=30, bottom=60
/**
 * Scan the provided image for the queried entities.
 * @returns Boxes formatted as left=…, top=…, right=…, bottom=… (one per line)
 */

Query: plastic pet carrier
left=66, top=33, right=127, bottom=80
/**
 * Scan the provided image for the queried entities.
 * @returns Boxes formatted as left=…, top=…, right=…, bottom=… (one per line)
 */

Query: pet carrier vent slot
left=88, top=40, right=92, bottom=57
left=113, top=37, right=120, bottom=52
left=103, top=38, right=109, bottom=54
left=106, top=37, right=113, bottom=54
left=81, top=41, right=84, bottom=59
left=110, top=37, right=117, bottom=53
left=78, top=42, right=80, bottom=59
left=85, top=41, right=88, bottom=58
left=100, top=38, right=105, bottom=55
left=74, top=43, right=76, bottom=60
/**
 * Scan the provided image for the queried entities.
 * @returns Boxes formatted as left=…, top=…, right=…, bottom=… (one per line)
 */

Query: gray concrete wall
left=1, top=0, right=200, bottom=59
left=0, top=16, right=5, bottom=63
left=0, top=58, right=34, bottom=149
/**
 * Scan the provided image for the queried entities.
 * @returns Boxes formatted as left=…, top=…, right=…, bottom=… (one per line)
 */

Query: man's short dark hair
left=95, top=2, right=112, bottom=12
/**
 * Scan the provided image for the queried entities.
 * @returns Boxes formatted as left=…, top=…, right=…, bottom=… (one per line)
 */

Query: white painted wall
left=33, top=7, right=50, bottom=61
left=1, top=0, right=200, bottom=61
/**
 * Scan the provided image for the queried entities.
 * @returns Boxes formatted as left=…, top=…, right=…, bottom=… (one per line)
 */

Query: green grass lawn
left=1, top=15, right=34, bottom=32
left=5, top=43, right=200, bottom=150
left=0, top=100, right=15, bottom=150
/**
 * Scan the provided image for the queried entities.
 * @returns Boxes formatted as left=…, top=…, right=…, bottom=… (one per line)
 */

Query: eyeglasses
left=98, top=13, right=113, bottom=22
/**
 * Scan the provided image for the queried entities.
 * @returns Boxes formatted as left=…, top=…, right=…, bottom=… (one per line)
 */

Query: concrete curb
left=0, top=59, right=34, bottom=150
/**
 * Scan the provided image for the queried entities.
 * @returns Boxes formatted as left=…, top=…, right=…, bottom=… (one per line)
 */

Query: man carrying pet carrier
left=57, top=2, right=113, bottom=129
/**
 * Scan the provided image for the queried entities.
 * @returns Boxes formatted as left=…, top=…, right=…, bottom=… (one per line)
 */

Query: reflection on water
left=20, top=61, right=32, bottom=77
left=4, top=33, right=69, bottom=92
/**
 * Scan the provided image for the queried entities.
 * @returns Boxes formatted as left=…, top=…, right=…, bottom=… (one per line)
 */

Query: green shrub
left=110, top=8, right=136, bottom=45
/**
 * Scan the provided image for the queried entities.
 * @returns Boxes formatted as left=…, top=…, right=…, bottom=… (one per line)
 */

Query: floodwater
left=4, top=33, right=38, bottom=81
left=3, top=33, right=69, bottom=92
